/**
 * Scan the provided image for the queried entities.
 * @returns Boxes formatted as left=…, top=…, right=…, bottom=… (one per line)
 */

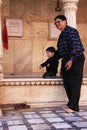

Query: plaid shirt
left=57, top=26, right=84, bottom=61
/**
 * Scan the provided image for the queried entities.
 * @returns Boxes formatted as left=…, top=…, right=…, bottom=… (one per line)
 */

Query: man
left=54, top=15, right=85, bottom=112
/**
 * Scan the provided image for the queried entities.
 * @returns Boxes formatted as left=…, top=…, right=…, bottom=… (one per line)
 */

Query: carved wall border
left=0, top=78, right=87, bottom=86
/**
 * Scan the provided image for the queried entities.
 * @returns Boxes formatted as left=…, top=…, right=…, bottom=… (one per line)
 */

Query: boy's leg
left=43, top=72, right=56, bottom=78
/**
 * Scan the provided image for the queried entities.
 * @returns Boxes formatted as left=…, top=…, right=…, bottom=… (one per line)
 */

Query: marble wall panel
left=14, top=39, right=32, bottom=74
left=78, top=0, right=87, bottom=7
left=23, top=0, right=41, bottom=22
left=3, top=40, right=14, bottom=74
left=83, top=50, right=87, bottom=76
left=77, top=24, right=87, bottom=76
left=23, top=21, right=33, bottom=38
left=49, top=0, right=60, bottom=21
left=32, top=38, right=45, bottom=73
left=1, top=0, right=10, bottom=17
left=77, top=24, right=87, bottom=40
left=10, top=0, right=41, bottom=21
left=32, top=22, right=48, bottom=38
left=77, top=7, right=87, bottom=23
left=25, top=85, right=67, bottom=102
left=10, top=0, right=28, bottom=18
left=40, top=0, right=50, bottom=21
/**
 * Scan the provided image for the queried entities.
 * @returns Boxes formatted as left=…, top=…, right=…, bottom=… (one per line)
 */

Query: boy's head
left=46, top=47, right=55, bottom=58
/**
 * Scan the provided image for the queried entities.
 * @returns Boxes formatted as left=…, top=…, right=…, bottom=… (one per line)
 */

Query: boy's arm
left=40, top=59, right=48, bottom=68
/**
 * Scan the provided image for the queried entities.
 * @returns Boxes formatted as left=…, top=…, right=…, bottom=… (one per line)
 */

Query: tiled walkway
left=0, top=106, right=87, bottom=130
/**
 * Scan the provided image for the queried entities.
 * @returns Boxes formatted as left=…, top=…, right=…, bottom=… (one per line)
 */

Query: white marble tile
left=52, top=122, right=72, bottom=129
left=24, top=114, right=39, bottom=119
left=83, top=116, right=87, bottom=119
left=22, top=112, right=36, bottom=115
left=81, top=129, right=87, bottom=130
left=73, top=122, right=87, bottom=128
left=7, top=121, right=14, bottom=126
left=77, top=112, right=87, bottom=116
left=0, top=127, right=3, bottom=130
left=65, top=117, right=83, bottom=121
left=41, top=113, right=57, bottom=118
left=59, top=113, right=75, bottom=117
left=56, top=110, right=64, bottom=113
left=0, top=122, right=2, bottom=127
left=28, top=119, right=44, bottom=124
left=31, top=124, right=50, bottom=130
left=7, top=120, right=24, bottom=125
left=8, top=125, right=27, bottom=130
left=46, top=117, right=64, bottom=122
left=39, top=111, right=52, bottom=114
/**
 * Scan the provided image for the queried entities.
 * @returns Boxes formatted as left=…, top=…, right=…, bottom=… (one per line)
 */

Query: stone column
left=0, top=0, right=3, bottom=79
left=61, top=0, right=79, bottom=28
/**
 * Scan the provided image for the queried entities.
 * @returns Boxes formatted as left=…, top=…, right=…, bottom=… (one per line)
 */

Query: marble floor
left=0, top=106, right=87, bottom=130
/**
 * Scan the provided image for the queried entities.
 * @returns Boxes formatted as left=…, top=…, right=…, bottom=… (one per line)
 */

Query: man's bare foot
left=62, top=105, right=68, bottom=110
left=63, top=107, right=76, bottom=113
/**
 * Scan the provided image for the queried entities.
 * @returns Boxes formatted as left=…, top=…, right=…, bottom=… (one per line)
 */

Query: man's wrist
left=70, top=57, right=74, bottom=61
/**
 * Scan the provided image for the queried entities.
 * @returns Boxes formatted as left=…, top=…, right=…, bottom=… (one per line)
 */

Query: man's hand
left=65, top=60, right=73, bottom=70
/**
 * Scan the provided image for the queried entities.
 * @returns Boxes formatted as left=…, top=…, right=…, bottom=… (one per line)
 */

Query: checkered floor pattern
left=0, top=106, right=87, bottom=130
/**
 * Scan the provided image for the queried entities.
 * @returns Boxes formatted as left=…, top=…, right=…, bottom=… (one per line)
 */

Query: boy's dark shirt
left=40, top=57, right=58, bottom=75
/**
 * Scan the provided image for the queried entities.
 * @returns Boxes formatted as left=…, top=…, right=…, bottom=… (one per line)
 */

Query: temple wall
left=1, top=0, right=87, bottom=77
left=0, top=78, right=87, bottom=107
left=77, top=0, right=87, bottom=76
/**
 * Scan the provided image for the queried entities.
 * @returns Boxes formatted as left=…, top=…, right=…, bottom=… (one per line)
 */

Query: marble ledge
left=0, top=78, right=63, bottom=86
left=0, top=77, right=87, bottom=86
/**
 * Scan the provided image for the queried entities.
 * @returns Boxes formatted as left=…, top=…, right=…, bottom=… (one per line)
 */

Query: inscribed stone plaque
left=6, top=19, right=23, bottom=36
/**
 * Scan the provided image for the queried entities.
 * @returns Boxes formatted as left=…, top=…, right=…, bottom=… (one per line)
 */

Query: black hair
left=46, top=47, right=56, bottom=53
left=54, top=15, right=67, bottom=21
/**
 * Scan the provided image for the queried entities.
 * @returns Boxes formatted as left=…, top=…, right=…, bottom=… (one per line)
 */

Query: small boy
left=39, top=46, right=59, bottom=78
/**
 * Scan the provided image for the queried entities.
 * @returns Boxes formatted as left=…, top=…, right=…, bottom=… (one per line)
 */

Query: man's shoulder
left=65, top=26, right=78, bottom=35
left=66, top=26, right=77, bottom=32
